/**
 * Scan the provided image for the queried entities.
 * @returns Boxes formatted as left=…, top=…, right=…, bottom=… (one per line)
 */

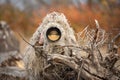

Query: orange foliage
left=32, top=5, right=120, bottom=33
left=0, top=4, right=120, bottom=36
left=0, top=4, right=34, bottom=36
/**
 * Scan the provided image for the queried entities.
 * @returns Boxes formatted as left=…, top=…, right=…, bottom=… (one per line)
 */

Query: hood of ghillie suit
left=29, top=12, right=77, bottom=47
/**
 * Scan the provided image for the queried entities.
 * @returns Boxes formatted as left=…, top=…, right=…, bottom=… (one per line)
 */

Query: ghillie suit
left=24, top=12, right=78, bottom=80
left=0, top=21, right=26, bottom=80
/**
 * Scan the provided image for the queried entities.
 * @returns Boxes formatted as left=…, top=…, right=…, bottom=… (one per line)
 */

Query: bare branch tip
left=95, top=19, right=100, bottom=29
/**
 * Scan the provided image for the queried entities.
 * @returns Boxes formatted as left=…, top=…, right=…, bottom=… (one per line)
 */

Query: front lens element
left=46, top=27, right=61, bottom=42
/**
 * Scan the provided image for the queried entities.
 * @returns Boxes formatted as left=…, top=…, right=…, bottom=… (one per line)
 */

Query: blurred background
left=0, top=0, right=120, bottom=53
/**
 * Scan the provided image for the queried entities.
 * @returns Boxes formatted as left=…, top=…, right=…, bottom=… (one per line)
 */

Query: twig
left=77, top=60, right=84, bottom=80
left=18, top=32, right=34, bottom=47
left=83, top=67, right=105, bottom=80
left=112, top=33, right=120, bottom=43
left=96, top=46, right=103, bottom=61
left=95, top=19, right=100, bottom=29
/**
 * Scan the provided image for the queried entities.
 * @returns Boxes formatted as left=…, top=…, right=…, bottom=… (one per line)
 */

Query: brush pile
left=0, top=21, right=26, bottom=80
left=27, top=20, right=120, bottom=80
left=1, top=13, right=119, bottom=80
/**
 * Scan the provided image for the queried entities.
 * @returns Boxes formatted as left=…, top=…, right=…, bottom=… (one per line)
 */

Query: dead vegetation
left=24, top=18, right=120, bottom=80
left=30, top=21, right=119, bottom=80
left=0, top=14, right=120, bottom=80
left=0, top=21, right=26, bottom=80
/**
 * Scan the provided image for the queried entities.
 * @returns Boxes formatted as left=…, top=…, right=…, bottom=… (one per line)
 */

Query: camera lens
left=46, top=27, right=61, bottom=42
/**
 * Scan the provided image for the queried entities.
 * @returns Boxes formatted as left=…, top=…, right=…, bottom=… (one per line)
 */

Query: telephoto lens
left=46, top=27, right=61, bottom=42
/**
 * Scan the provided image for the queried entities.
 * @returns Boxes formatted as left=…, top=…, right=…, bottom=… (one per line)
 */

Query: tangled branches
left=29, top=20, right=120, bottom=80
left=0, top=20, right=120, bottom=80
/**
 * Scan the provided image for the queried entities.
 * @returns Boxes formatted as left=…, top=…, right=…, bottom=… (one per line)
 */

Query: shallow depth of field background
left=0, top=0, right=120, bottom=53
